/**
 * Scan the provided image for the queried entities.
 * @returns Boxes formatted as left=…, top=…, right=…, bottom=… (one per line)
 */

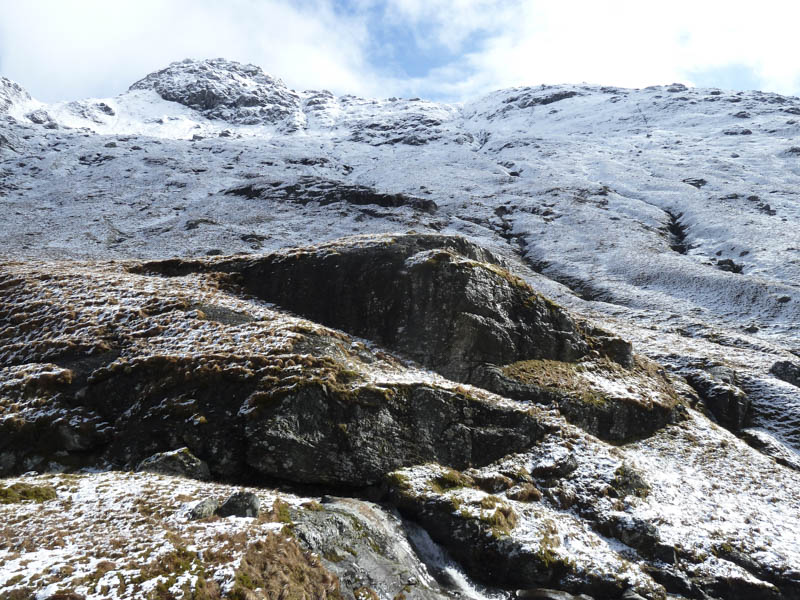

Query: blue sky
left=0, top=0, right=797, bottom=103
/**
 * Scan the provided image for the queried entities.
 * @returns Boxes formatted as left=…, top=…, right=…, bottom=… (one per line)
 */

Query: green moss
left=0, top=482, right=57, bottom=504
left=386, top=472, right=411, bottom=491
left=323, top=549, right=346, bottom=563
left=535, top=519, right=574, bottom=571
left=612, top=462, right=651, bottom=498
left=502, top=359, right=607, bottom=406
left=477, top=500, right=517, bottom=538
left=429, top=468, right=474, bottom=493
left=272, top=498, right=293, bottom=524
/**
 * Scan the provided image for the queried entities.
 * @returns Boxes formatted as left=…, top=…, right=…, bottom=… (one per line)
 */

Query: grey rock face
left=0, top=77, right=30, bottom=113
left=215, top=234, right=593, bottom=381
left=217, top=491, right=260, bottom=517
left=245, top=381, right=549, bottom=487
left=770, top=360, right=800, bottom=387
left=225, top=176, right=438, bottom=214
left=129, top=58, right=301, bottom=125
left=25, top=108, right=53, bottom=125
left=136, top=447, right=211, bottom=480
left=684, top=365, right=750, bottom=430
left=294, top=497, right=453, bottom=600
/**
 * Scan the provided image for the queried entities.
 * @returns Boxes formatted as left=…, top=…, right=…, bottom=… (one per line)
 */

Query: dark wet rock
left=684, top=366, right=750, bottom=430
left=217, top=491, right=260, bottom=517
left=515, top=589, right=593, bottom=599
left=504, top=90, right=580, bottom=109
left=221, top=234, right=589, bottom=380
left=294, top=497, right=452, bottom=600
left=770, top=360, right=800, bottom=387
left=188, top=497, right=220, bottom=520
left=245, top=382, right=549, bottom=487
left=130, top=58, right=301, bottom=125
left=666, top=84, right=688, bottom=93
left=717, top=258, right=743, bottom=273
left=388, top=469, right=661, bottom=599
left=596, top=513, right=660, bottom=555
left=96, top=102, right=114, bottom=116
left=472, top=358, right=682, bottom=442
left=136, top=447, right=211, bottom=480
left=741, top=429, right=800, bottom=471
left=665, top=210, right=689, bottom=254
left=723, top=128, right=753, bottom=135
left=78, top=153, right=115, bottom=166
left=682, top=177, right=707, bottom=189
left=225, top=176, right=438, bottom=214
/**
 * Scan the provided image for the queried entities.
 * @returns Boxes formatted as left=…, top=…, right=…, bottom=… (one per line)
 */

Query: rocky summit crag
left=1, top=59, right=800, bottom=600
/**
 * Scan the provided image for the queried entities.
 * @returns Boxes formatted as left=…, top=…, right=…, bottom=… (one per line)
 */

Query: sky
left=1, top=0, right=799, bottom=103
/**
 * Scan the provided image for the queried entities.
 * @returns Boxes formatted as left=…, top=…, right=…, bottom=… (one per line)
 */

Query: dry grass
left=228, top=533, right=343, bottom=600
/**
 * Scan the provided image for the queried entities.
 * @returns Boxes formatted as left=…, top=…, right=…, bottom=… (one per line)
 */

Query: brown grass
left=229, top=533, right=343, bottom=600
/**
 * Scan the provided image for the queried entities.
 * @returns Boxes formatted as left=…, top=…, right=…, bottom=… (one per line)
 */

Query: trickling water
left=403, top=519, right=511, bottom=600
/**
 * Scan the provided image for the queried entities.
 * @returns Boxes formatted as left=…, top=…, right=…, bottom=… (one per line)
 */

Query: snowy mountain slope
left=2, top=58, right=800, bottom=599
left=2, top=60, right=797, bottom=445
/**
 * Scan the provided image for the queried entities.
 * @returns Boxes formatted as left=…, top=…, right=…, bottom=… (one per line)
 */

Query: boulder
left=136, top=447, right=211, bottom=480
left=188, top=497, right=220, bottom=520
left=217, top=491, right=260, bottom=518
left=770, top=360, right=800, bottom=387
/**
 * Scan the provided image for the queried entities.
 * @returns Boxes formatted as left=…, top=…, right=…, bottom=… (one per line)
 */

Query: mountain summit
left=129, top=58, right=301, bottom=124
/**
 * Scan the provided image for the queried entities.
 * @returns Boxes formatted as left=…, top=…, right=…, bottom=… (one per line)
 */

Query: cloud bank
left=1, top=0, right=798, bottom=103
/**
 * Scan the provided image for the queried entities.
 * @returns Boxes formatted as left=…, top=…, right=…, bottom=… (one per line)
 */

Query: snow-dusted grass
left=0, top=471, right=308, bottom=599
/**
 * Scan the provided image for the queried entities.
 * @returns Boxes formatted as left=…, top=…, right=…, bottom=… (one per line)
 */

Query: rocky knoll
left=2, top=234, right=800, bottom=600
left=129, top=58, right=302, bottom=126
left=136, top=233, right=683, bottom=442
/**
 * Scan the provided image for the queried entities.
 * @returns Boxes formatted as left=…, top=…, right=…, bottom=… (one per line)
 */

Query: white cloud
left=1, top=0, right=798, bottom=103
left=0, top=0, right=376, bottom=101
left=404, top=0, right=800, bottom=99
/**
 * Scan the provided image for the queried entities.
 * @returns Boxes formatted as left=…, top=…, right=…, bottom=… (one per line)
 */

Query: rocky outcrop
left=217, top=490, right=260, bottom=517
left=771, top=360, right=800, bottom=387
left=684, top=365, right=750, bottom=430
left=4, top=235, right=800, bottom=600
left=139, top=234, right=598, bottom=378
left=136, top=447, right=211, bottom=480
left=136, top=233, right=681, bottom=441
left=0, top=77, right=29, bottom=113
left=0, top=247, right=553, bottom=485
left=129, top=58, right=301, bottom=125
left=225, top=176, right=438, bottom=213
